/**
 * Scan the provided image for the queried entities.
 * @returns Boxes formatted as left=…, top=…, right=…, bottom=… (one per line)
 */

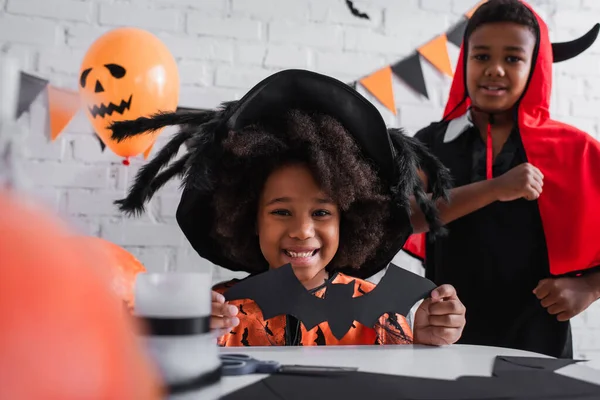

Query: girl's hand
left=413, top=284, right=466, bottom=346
left=211, top=291, right=239, bottom=337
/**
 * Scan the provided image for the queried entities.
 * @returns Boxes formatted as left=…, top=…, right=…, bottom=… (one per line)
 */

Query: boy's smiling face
left=257, top=163, right=340, bottom=289
left=466, top=22, right=536, bottom=114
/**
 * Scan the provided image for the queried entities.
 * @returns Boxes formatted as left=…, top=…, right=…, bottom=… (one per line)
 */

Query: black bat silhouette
left=345, top=0, right=370, bottom=20
left=224, top=263, right=437, bottom=340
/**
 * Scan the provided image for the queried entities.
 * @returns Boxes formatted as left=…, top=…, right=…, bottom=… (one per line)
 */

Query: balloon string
left=122, top=157, right=130, bottom=166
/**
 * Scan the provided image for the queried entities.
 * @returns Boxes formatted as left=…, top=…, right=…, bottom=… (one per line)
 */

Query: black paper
left=176, top=106, right=209, bottom=113
left=492, top=356, right=582, bottom=377
left=345, top=0, right=370, bottom=20
left=446, top=17, right=468, bottom=48
left=224, top=263, right=436, bottom=340
left=391, top=53, right=429, bottom=99
left=94, top=133, right=106, bottom=152
left=455, top=372, right=600, bottom=399
left=222, top=356, right=600, bottom=400
left=16, top=72, right=48, bottom=118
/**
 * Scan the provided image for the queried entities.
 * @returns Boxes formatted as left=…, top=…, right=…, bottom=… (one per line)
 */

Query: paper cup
left=135, top=272, right=221, bottom=399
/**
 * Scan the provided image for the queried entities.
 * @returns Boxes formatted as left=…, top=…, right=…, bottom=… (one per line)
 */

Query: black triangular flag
left=17, top=72, right=48, bottom=118
left=446, top=17, right=468, bottom=48
left=348, top=81, right=357, bottom=90
left=391, top=53, right=429, bottom=99
left=176, top=106, right=210, bottom=113
left=94, top=133, right=106, bottom=152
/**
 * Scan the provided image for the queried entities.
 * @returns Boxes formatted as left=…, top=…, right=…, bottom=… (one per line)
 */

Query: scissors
left=220, top=353, right=281, bottom=376
left=219, top=353, right=358, bottom=376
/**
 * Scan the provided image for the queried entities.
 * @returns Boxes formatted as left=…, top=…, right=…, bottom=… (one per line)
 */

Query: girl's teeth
left=286, top=251, right=314, bottom=258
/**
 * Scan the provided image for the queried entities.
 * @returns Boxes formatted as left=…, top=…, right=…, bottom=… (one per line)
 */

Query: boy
left=405, top=0, right=600, bottom=358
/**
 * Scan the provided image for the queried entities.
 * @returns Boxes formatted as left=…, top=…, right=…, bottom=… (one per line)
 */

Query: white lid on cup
left=134, top=272, right=212, bottom=318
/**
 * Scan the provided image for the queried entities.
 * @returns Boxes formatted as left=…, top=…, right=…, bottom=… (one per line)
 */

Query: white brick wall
left=2, top=0, right=600, bottom=366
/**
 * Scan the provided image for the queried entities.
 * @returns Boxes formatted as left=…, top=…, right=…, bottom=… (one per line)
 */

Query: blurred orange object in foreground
left=69, top=236, right=147, bottom=311
left=0, top=192, right=162, bottom=399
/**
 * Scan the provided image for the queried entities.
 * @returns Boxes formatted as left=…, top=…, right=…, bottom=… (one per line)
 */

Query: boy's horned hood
left=434, top=0, right=600, bottom=277
left=444, top=2, right=599, bottom=121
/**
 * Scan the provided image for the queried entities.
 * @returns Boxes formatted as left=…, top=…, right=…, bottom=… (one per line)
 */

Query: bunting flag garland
left=14, top=1, right=487, bottom=159
left=359, top=66, right=397, bottom=115
left=418, top=34, right=454, bottom=78
left=15, top=73, right=213, bottom=153
left=391, top=53, right=429, bottom=99
left=175, top=106, right=208, bottom=113
left=16, top=72, right=48, bottom=119
left=446, top=17, right=469, bottom=48
left=466, top=0, right=488, bottom=18
left=143, top=142, right=154, bottom=159
left=349, top=0, right=488, bottom=115
left=47, top=86, right=80, bottom=141
left=94, top=133, right=107, bottom=152
left=15, top=71, right=81, bottom=142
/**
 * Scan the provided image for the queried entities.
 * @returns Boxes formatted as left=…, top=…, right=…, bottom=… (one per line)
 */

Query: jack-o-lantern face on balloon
left=79, top=27, right=179, bottom=161
left=80, top=63, right=131, bottom=119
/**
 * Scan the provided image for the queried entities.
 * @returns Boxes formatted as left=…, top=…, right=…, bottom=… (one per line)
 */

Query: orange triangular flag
left=47, top=86, right=80, bottom=141
left=418, top=34, right=454, bottom=78
left=465, top=0, right=488, bottom=18
left=359, top=66, right=396, bottom=115
left=143, top=142, right=154, bottom=159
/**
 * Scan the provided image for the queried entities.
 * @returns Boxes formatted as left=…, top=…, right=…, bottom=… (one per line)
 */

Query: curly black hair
left=465, top=0, right=537, bottom=41
left=211, top=109, right=394, bottom=273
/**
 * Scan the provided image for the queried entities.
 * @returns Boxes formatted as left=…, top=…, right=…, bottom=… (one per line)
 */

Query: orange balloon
left=0, top=192, right=162, bottom=399
left=79, top=27, right=179, bottom=160
left=69, top=236, right=147, bottom=311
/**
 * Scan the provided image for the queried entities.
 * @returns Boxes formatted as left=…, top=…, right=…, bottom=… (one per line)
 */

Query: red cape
left=404, top=1, right=600, bottom=276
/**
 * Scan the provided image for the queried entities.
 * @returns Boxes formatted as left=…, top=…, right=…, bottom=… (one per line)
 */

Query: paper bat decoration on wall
left=345, top=0, right=370, bottom=20
left=224, top=263, right=437, bottom=340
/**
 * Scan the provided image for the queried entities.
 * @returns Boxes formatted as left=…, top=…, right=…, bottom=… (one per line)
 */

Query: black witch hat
left=108, top=69, right=451, bottom=278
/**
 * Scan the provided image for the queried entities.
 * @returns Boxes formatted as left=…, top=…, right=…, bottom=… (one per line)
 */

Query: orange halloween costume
left=214, top=272, right=413, bottom=346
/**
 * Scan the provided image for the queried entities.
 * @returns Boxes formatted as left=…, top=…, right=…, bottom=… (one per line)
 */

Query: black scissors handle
left=221, top=353, right=253, bottom=361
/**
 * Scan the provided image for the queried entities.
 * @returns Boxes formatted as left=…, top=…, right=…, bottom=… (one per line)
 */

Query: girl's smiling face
left=256, top=163, right=340, bottom=289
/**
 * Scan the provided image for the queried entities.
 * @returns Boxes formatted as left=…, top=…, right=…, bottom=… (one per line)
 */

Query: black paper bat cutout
left=224, top=263, right=437, bottom=340
left=345, top=0, right=370, bottom=20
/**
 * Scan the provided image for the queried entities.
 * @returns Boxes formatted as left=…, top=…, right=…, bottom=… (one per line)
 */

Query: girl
left=109, top=69, right=466, bottom=347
